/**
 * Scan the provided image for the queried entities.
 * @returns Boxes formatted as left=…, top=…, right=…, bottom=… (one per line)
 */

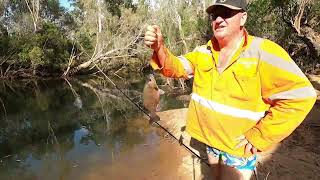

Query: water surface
left=0, top=76, right=188, bottom=180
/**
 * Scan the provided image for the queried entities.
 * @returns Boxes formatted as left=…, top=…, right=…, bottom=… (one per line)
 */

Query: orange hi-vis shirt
left=150, top=31, right=317, bottom=157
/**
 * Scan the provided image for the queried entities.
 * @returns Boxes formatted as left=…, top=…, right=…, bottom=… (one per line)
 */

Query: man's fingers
left=144, top=24, right=163, bottom=50
left=152, top=25, right=160, bottom=32
left=144, top=41, right=155, bottom=46
left=144, top=35, right=157, bottom=46
left=144, top=28, right=157, bottom=47
left=144, top=35, right=157, bottom=42
left=145, top=25, right=159, bottom=48
left=235, top=139, right=248, bottom=149
left=235, top=135, right=247, bottom=149
left=152, top=25, right=162, bottom=37
left=245, top=143, right=258, bottom=154
left=147, top=25, right=157, bottom=33
left=235, top=136, right=258, bottom=154
left=245, top=143, right=252, bottom=154
left=146, top=25, right=161, bottom=38
left=235, top=135, right=246, bottom=141
left=145, top=30, right=157, bottom=38
left=251, top=147, right=258, bottom=154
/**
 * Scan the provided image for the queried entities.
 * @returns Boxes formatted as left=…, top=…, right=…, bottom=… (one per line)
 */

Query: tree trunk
left=282, top=0, right=319, bottom=59
left=300, top=26, right=320, bottom=58
left=25, top=0, right=40, bottom=32
left=97, top=0, right=102, bottom=33
left=173, top=0, right=188, bottom=53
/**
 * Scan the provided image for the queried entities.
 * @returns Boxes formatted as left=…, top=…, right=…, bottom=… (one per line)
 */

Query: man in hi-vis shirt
left=144, top=0, right=316, bottom=179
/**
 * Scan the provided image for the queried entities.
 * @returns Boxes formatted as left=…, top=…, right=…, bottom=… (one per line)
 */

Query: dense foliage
left=0, top=0, right=319, bottom=78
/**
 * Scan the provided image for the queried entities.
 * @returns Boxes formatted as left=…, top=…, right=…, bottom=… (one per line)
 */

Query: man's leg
left=207, top=152, right=220, bottom=179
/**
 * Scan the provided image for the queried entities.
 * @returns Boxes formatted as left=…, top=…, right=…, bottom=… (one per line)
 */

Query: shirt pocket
left=194, top=63, right=214, bottom=88
left=229, top=70, right=260, bottom=101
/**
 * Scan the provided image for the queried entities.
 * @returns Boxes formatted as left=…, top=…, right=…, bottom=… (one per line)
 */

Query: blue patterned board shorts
left=206, top=146, right=257, bottom=171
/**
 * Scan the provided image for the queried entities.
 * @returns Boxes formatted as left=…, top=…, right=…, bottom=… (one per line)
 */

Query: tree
left=62, top=0, right=146, bottom=76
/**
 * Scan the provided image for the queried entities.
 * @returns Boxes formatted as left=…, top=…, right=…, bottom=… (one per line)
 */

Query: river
left=0, top=75, right=190, bottom=180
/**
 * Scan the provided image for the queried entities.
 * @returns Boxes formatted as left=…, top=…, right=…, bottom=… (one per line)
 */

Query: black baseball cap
left=206, top=0, right=247, bottom=13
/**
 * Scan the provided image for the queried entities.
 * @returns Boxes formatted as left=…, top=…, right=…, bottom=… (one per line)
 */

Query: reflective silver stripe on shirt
left=178, top=56, right=194, bottom=78
left=241, top=37, right=263, bottom=59
left=251, top=37, right=264, bottom=49
left=259, top=51, right=307, bottom=78
left=242, top=37, right=306, bottom=78
left=191, top=93, right=265, bottom=121
left=268, top=86, right=317, bottom=100
left=194, top=46, right=212, bottom=55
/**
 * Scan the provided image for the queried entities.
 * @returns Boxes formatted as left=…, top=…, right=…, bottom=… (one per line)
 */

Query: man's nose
left=214, top=16, right=224, bottom=23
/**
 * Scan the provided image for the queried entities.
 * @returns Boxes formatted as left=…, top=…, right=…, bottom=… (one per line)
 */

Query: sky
left=59, top=0, right=74, bottom=10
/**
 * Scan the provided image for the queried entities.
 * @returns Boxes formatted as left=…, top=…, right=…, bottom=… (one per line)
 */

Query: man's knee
left=238, top=169, right=253, bottom=180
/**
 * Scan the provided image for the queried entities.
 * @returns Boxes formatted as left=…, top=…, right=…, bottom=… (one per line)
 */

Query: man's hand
left=144, top=25, right=164, bottom=52
left=236, top=135, right=258, bottom=154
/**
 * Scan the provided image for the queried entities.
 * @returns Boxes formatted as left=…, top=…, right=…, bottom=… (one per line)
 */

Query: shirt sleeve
left=245, top=40, right=317, bottom=151
left=150, top=47, right=196, bottom=79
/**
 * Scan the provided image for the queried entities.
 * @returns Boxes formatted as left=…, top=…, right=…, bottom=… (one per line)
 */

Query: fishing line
left=94, top=65, right=210, bottom=167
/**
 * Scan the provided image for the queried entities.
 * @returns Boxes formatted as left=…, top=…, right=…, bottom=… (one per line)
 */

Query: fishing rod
left=94, top=65, right=210, bottom=167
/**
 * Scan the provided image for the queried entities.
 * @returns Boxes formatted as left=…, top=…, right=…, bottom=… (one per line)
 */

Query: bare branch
left=0, top=97, right=7, bottom=121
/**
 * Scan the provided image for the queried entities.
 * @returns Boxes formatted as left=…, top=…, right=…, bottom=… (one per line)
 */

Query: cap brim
left=206, top=4, right=243, bottom=14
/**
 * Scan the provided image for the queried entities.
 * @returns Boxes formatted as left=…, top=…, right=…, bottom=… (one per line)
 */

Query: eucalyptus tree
left=3, top=0, right=55, bottom=33
left=64, top=0, right=146, bottom=76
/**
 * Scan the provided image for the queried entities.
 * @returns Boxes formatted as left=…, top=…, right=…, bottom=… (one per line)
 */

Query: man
left=144, top=0, right=316, bottom=179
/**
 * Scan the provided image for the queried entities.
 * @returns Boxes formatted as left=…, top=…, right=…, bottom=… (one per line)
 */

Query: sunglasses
left=209, top=9, right=242, bottom=21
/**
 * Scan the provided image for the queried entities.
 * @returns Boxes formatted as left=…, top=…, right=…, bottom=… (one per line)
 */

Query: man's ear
left=240, top=12, right=247, bottom=26
left=211, top=20, right=215, bottom=27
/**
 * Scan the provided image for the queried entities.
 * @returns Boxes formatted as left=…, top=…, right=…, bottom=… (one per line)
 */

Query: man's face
left=210, top=6, right=247, bottom=40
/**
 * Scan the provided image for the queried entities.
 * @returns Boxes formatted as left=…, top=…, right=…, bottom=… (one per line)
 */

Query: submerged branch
left=0, top=97, right=7, bottom=121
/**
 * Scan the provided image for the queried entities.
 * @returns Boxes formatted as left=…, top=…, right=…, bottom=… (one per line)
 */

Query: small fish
left=143, top=74, right=164, bottom=123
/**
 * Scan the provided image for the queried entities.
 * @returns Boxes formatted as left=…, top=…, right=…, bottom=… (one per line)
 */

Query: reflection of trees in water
left=0, top=79, right=79, bottom=157
left=0, top=78, right=146, bottom=167
left=0, top=155, right=37, bottom=179
left=75, top=78, right=151, bottom=155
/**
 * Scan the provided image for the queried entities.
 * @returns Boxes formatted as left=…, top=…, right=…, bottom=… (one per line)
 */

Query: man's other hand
left=236, top=135, right=258, bottom=155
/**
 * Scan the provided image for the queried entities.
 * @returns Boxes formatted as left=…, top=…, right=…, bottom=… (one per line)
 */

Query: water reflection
left=0, top=76, right=187, bottom=179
